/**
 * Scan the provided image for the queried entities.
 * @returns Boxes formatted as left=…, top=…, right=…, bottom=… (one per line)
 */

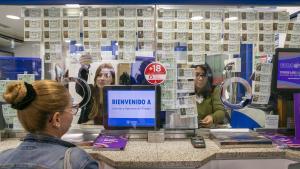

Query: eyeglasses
left=195, top=73, right=207, bottom=79
left=48, top=105, right=79, bottom=122
left=97, top=72, right=112, bottom=79
left=61, top=105, right=79, bottom=115
left=70, top=105, right=79, bottom=115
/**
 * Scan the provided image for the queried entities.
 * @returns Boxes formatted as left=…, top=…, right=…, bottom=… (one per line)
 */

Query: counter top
left=1, top=138, right=298, bottom=169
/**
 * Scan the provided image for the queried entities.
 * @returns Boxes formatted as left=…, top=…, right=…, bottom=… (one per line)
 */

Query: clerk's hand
left=200, top=115, right=213, bottom=128
left=79, top=54, right=92, bottom=66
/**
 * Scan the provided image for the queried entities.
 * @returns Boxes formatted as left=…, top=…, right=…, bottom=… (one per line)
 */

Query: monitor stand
left=293, top=93, right=300, bottom=143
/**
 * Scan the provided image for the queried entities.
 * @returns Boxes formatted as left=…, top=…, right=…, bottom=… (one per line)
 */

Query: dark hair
left=192, top=63, right=214, bottom=98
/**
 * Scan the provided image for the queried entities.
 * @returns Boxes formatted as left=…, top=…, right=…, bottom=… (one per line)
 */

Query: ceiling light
left=226, top=17, right=238, bottom=21
left=65, top=4, right=80, bottom=8
left=75, top=43, right=82, bottom=46
left=11, top=40, right=15, bottom=49
left=191, top=16, right=203, bottom=21
left=65, top=39, right=71, bottom=43
left=6, top=15, right=20, bottom=20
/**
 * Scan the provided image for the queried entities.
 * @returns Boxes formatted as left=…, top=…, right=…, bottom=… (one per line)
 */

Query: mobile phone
left=191, top=136, right=206, bottom=148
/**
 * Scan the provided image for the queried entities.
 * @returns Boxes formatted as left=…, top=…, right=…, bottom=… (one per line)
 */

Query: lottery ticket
left=159, top=57, right=176, bottom=68
left=252, top=94, right=270, bottom=105
left=44, top=8, right=61, bottom=18
left=178, top=68, right=195, bottom=80
left=83, top=19, right=100, bottom=29
left=178, top=106, right=197, bottom=118
left=210, top=10, right=223, bottom=20
left=177, top=95, right=196, bottom=108
left=210, top=21, right=222, bottom=31
left=177, top=80, right=195, bottom=93
left=161, top=100, right=176, bottom=110
left=176, top=21, right=189, bottom=30
left=83, top=8, right=99, bottom=17
left=17, top=74, right=35, bottom=83
left=44, top=30, right=61, bottom=41
left=23, top=8, right=42, bottom=18
left=176, top=10, right=189, bottom=19
left=254, top=72, right=272, bottom=82
left=242, top=11, right=257, bottom=21
left=44, top=52, right=62, bottom=63
left=252, top=81, right=271, bottom=95
left=24, top=19, right=42, bottom=29
left=161, top=9, right=176, bottom=19
left=278, top=11, right=290, bottom=21
left=255, top=63, right=273, bottom=73
left=122, top=19, right=137, bottom=29
left=44, top=41, right=62, bottom=53
left=161, top=89, right=176, bottom=100
left=101, top=8, right=118, bottom=17
left=160, top=80, right=176, bottom=90
left=24, top=30, right=42, bottom=41
left=137, top=8, right=154, bottom=18
left=166, top=68, right=176, bottom=80
left=276, top=23, right=287, bottom=33
left=259, top=23, right=273, bottom=32
left=44, top=19, right=61, bottom=29
left=122, top=8, right=136, bottom=17
left=187, top=54, right=205, bottom=65
left=0, top=80, right=14, bottom=93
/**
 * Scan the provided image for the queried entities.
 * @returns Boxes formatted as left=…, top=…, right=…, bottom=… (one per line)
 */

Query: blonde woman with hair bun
left=0, top=80, right=99, bottom=169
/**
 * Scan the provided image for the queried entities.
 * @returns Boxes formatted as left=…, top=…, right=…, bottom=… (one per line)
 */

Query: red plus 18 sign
left=144, top=62, right=167, bottom=85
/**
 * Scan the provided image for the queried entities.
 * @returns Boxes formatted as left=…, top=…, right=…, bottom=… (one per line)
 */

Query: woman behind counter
left=76, top=54, right=115, bottom=125
left=193, top=64, right=226, bottom=128
left=0, top=80, right=99, bottom=169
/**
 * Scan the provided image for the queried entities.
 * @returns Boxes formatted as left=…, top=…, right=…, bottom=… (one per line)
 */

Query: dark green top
left=197, top=86, right=226, bottom=124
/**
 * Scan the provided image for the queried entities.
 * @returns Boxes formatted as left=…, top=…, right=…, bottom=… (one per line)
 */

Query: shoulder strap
left=64, top=148, right=72, bottom=169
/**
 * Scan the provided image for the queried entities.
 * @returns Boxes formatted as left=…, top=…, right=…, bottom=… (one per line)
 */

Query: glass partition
left=0, top=5, right=299, bottom=130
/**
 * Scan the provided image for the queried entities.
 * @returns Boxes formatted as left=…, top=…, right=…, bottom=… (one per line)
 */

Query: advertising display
left=103, top=85, right=160, bottom=129
left=108, top=90, right=156, bottom=127
left=272, top=48, right=300, bottom=94
left=277, top=52, right=300, bottom=89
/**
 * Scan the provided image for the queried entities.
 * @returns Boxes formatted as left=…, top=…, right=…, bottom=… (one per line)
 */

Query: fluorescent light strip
left=6, top=15, right=20, bottom=20
left=65, top=4, right=80, bottom=8
left=226, top=17, right=238, bottom=21
left=191, top=16, right=203, bottom=21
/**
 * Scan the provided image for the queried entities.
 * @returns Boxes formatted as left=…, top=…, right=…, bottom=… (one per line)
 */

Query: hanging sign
left=144, top=62, right=167, bottom=85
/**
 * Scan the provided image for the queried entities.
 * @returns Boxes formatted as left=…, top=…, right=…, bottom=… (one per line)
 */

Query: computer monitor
left=272, top=48, right=300, bottom=95
left=103, top=85, right=161, bottom=130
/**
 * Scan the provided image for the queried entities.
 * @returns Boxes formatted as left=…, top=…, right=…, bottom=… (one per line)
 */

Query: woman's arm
left=75, top=65, right=90, bottom=97
left=211, top=86, right=226, bottom=124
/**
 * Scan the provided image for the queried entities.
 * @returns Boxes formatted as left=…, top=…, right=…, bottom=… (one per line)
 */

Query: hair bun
left=3, top=81, right=27, bottom=105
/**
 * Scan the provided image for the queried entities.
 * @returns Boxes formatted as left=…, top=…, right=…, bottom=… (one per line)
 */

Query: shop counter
left=1, top=138, right=299, bottom=169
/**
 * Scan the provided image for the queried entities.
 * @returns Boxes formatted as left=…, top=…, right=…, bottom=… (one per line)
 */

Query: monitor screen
left=103, top=85, right=160, bottom=130
left=272, top=48, right=300, bottom=94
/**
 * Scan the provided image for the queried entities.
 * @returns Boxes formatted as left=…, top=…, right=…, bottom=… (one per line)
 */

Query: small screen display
left=103, top=85, right=160, bottom=129
left=277, top=52, right=300, bottom=89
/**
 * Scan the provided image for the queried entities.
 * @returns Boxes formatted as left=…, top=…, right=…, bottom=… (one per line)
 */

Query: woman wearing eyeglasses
left=193, top=64, right=226, bottom=128
left=0, top=80, right=99, bottom=169
left=76, top=54, right=115, bottom=125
